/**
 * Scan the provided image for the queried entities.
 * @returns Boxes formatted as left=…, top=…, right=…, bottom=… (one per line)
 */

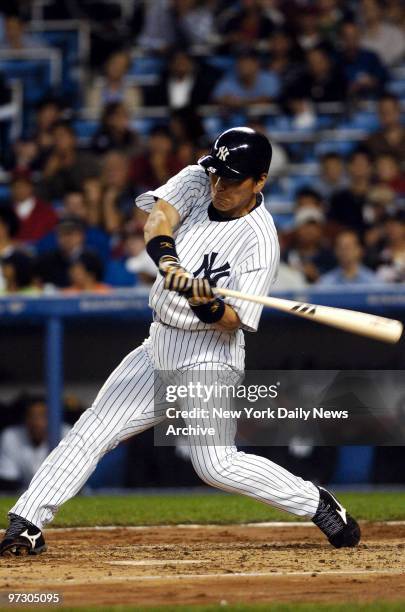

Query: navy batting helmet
left=198, top=127, right=272, bottom=181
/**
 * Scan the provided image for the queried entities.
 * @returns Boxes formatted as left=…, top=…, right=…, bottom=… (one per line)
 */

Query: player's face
left=210, top=174, right=266, bottom=217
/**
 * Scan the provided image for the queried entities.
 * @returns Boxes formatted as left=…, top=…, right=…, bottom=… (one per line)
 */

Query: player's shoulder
left=179, top=164, right=209, bottom=185
left=247, top=197, right=278, bottom=241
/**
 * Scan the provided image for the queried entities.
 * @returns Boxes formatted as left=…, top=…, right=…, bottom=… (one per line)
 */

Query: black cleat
left=312, top=486, right=361, bottom=548
left=0, top=514, right=46, bottom=557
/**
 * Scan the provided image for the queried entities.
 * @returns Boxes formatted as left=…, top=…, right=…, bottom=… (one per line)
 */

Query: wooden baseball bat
left=215, top=287, right=403, bottom=344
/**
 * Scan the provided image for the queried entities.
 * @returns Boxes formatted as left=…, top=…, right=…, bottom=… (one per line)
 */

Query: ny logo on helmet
left=216, top=146, right=230, bottom=162
left=194, top=252, right=231, bottom=284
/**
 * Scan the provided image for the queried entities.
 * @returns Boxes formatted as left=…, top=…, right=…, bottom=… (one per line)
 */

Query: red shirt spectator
left=11, top=174, right=57, bottom=243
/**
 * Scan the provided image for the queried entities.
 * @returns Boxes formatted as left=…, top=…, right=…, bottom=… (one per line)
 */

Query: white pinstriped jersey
left=136, top=165, right=280, bottom=333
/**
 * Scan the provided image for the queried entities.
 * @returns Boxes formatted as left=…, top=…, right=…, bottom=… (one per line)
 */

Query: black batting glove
left=159, top=256, right=194, bottom=293
left=187, top=278, right=216, bottom=303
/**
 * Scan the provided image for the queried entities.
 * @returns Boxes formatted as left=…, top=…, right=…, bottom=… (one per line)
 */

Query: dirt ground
left=0, top=523, right=405, bottom=607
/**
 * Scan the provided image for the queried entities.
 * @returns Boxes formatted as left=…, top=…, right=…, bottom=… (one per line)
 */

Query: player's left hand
left=160, top=258, right=194, bottom=293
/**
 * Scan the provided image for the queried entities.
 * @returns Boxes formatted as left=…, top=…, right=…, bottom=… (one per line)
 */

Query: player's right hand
left=159, top=256, right=194, bottom=293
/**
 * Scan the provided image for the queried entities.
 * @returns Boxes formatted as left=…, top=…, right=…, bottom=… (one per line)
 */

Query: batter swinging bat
left=215, top=287, right=403, bottom=344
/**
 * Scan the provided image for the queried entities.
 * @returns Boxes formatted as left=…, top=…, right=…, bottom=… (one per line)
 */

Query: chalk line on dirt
left=45, top=520, right=405, bottom=532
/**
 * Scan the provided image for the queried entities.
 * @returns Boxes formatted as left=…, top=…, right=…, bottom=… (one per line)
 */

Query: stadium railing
left=0, top=286, right=404, bottom=449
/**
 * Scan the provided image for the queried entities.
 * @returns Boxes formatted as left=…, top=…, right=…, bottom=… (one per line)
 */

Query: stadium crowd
left=0, top=0, right=404, bottom=294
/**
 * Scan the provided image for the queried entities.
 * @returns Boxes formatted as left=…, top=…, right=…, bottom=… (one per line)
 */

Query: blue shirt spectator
left=338, top=22, right=387, bottom=98
left=0, top=14, right=48, bottom=51
left=213, top=52, right=280, bottom=107
left=318, top=265, right=377, bottom=286
left=317, top=230, right=379, bottom=286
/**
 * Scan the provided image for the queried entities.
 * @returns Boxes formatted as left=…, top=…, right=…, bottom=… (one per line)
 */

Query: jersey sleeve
left=224, top=234, right=280, bottom=333
left=135, top=165, right=207, bottom=222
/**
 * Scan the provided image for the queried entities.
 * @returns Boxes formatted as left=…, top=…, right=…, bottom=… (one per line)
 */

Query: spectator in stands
left=296, top=5, right=325, bottom=51
left=365, top=94, right=405, bottom=166
left=338, top=21, right=388, bottom=98
left=8, top=99, right=64, bottom=173
left=295, top=187, right=326, bottom=212
left=0, top=206, right=19, bottom=291
left=218, top=0, right=276, bottom=52
left=85, top=50, right=142, bottom=114
left=317, top=230, right=377, bottom=286
left=0, top=396, right=70, bottom=491
left=0, top=70, right=12, bottom=168
left=38, top=122, right=100, bottom=202
left=317, top=0, right=353, bottom=43
left=283, top=207, right=335, bottom=283
left=0, top=13, right=48, bottom=50
left=0, top=251, right=37, bottom=294
left=10, top=173, right=57, bottom=243
left=171, top=0, right=217, bottom=49
left=328, top=149, right=373, bottom=233
left=301, top=45, right=347, bottom=103
left=360, top=0, right=405, bottom=67
left=136, top=0, right=176, bottom=52
left=64, top=252, right=110, bottom=294
left=91, top=102, right=139, bottom=156
left=314, top=152, right=348, bottom=199
left=36, top=190, right=110, bottom=264
left=268, top=28, right=304, bottom=101
left=105, top=225, right=157, bottom=288
left=36, top=217, right=97, bottom=288
left=212, top=51, right=280, bottom=108
left=385, top=0, right=405, bottom=29
left=31, top=98, right=64, bottom=165
left=372, top=212, right=405, bottom=283
left=362, top=185, right=398, bottom=251
left=169, top=107, right=206, bottom=147
left=131, top=126, right=183, bottom=192
left=148, top=50, right=220, bottom=108
left=375, top=153, right=405, bottom=196
left=101, top=151, right=138, bottom=231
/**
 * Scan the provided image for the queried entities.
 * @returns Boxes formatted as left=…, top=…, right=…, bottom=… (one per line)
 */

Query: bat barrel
left=215, top=287, right=403, bottom=344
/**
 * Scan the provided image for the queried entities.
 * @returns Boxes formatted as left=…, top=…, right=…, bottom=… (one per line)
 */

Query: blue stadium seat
left=333, top=446, right=374, bottom=484
left=205, top=55, right=235, bottom=72
left=129, top=56, right=164, bottom=77
left=0, top=58, right=54, bottom=106
left=271, top=212, right=294, bottom=230
left=0, top=185, right=10, bottom=202
left=202, top=115, right=224, bottom=137
left=32, top=28, right=80, bottom=99
left=282, top=175, right=314, bottom=198
left=388, top=78, right=405, bottom=99
left=314, top=139, right=357, bottom=157
left=73, top=119, right=98, bottom=140
left=132, top=118, right=158, bottom=136
left=345, top=111, right=379, bottom=132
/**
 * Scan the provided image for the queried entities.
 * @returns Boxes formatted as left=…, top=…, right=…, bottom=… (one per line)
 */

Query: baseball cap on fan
left=294, top=208, right=325, bottom=228
left=198, top=127, right=273, bottom=181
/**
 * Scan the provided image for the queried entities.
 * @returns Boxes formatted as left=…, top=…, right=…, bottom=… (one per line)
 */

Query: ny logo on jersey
left=216, top=146, right=230, bottom=162
left=193, top=252, right=231, bottom=284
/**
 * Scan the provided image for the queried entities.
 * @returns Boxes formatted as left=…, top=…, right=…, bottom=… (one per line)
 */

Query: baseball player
left=0, top=127, right=360, bottom=557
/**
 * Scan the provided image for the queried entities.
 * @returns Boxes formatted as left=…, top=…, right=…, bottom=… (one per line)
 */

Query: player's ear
left=253, top=174, right=268, bottom=193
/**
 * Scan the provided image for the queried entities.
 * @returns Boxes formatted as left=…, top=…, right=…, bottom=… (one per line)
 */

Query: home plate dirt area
left=0, top=523, right=404, bottom=607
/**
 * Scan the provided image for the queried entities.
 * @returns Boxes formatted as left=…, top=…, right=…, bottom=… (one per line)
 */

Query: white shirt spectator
left=0, top=424, right=70, bottom=487
left=361, top=23, right=405, bottom=66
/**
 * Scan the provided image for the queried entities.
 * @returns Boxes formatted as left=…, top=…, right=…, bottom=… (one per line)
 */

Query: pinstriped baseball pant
left=10, top=323, right=320, bottom=529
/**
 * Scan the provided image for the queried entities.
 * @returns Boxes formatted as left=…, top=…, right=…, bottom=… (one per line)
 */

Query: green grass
left=52, top=603, right=405, bottom=612
left=0, top=491, right=404, bottom=528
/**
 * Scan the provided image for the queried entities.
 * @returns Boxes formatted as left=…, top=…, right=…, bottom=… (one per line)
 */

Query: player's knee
left=190, top=455, right=232, bottom=489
